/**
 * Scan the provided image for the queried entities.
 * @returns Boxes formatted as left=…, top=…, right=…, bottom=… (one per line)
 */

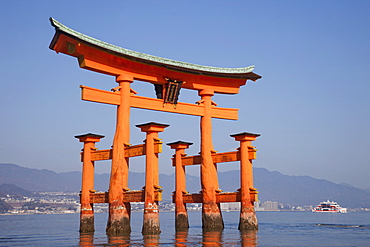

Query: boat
left=312, top=200, right=347, bottom=213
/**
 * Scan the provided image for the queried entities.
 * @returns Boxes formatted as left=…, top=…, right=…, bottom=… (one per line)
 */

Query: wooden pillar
left=167, top=141, right=193, bottom=231
left=198, top=89, right=224, bottom=231
left=75, top=133, right=104, bottom=233
left=107, top=74, right=133, bottom=235
left=137, top=122, right=169, bottom=235
left=231, top=132, right=260, bottom=231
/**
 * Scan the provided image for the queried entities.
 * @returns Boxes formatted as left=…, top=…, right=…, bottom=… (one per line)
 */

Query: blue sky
left=1, top=1, right=369, bottom=189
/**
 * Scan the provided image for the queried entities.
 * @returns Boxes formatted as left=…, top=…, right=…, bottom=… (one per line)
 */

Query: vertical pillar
left=167, top=141, right=193, bottom=231
left=107, top=74, right=133, bottom=235
left=136, top=122, right=169, bottom=235
left=198, top=89, right=223, bottom=231
left=75, top=133, right=105, bottom=233
left=231, top=132, right=260, bottom=231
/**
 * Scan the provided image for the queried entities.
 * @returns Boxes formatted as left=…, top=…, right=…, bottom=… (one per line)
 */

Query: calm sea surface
left=1, top=211, right=369, bottom=246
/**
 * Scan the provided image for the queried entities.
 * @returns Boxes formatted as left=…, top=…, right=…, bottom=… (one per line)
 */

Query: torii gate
left=49, top=18, right=262, bottom=234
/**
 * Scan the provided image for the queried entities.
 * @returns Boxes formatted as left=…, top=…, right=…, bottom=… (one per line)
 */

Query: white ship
left=312, top=200, right=347, bottom=213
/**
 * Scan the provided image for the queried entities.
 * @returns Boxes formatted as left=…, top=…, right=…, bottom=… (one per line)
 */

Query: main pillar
left=198, top=89, right=224, bottom=231
left=231, top=132, right=260, bottom=231
left=137, top=122, right=169, bottom=235
left=106, top=74, right=133, bottom=235
left=75, top=133, right=105, bottom=233
left=167, top=141, right=193, bottom=231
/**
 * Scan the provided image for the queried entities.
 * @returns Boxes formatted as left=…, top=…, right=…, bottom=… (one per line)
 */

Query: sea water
left=1, top=211, right=369, bottom=246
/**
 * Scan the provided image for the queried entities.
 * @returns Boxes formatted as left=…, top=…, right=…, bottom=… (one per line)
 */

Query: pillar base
left=142, top=202, right=161, bottom=235
left=106, top=204, right=131, bottom=235
left=142, top=217, right=161, bottom=235
left=175, top=213, right=189, bottom=231
left=80, top=215, right=94, bottom=234
left=202, top=203, right=224, bottom=231
left=238, top=210, right=258, bottom=231
left=106, top=216, right=131, bottom=235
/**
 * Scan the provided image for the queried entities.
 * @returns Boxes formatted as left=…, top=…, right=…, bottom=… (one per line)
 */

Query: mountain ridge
left=1, top=163, right=369, bottom=208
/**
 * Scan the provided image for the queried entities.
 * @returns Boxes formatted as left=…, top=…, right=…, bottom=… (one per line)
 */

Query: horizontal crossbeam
left=175, top=150, right=256, bottom=166
left=88, top=190, right=162, bottom=203
left=172, top=190, right=257, bottom=203
left=80, top=85, right=238, bottom=120
left=89, top=143, right=162, bottom=161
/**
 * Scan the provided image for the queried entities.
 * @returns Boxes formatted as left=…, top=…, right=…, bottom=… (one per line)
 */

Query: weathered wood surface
left=172, top=190, right=258, bottom=204
left=88, top=190, right=162, bottom=203
left=83, top=143, right=162, bottom=161
left=176, top=149, right=257, bottom=166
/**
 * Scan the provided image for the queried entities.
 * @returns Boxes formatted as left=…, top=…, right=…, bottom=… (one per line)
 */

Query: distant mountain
left=0, top=163, right=79, bottom=191
left=0, top=183, right=37, bottom=198
left=220, top=169, right=370, bottom=208
left=1, top=163, right=369, bottom=208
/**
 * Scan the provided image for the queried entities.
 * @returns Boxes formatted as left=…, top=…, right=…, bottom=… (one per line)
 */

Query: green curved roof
left=50, top=18, right=258, bottom=76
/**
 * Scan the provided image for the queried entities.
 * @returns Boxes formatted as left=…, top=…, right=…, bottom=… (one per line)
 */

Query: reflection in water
left=108, top=234, right=131, bottom=246
left=175, top=230, right=189, bottom=247
left=240, top=230, right=258, bottom=247
left=202, top=230, right=223, bottom=246
left=79, top=228, right=257, bottom=246
left=143, top=234, right=160, bottom=246
left=79, top=233, right=94, bottom=247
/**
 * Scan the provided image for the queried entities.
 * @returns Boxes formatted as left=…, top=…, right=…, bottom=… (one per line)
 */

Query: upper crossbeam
left=80, top=85, right=239, bottom=120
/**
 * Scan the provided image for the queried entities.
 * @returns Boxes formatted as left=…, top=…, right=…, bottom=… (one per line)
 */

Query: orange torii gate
left=75, top=122, right=168, bottom=235
left=49, top=18, right=262, bottom=234
left=167, top=132, right=260, bottom=231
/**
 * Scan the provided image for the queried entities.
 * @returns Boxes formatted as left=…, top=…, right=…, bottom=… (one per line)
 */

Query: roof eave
left=49, top=18, right=261, bottom=80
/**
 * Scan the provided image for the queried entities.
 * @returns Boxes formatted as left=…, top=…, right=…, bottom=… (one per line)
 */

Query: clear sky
left=1, top=1, right=369, bottom=189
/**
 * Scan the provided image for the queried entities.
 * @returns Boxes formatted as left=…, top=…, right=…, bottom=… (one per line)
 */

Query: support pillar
left=137, top=122, right=169, bottom=235
left=231, top=132, right=260, bottom=231
left=107, top=74, right=133, bottom=235
left=167, top=141, right=193, bottom=231
left=198, top=89, right=224, bottom=231
left=75, top=133, right=105, bottom=233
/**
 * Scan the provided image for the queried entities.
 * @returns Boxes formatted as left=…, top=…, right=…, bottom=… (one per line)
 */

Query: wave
left=316, top=223, right=370, bottom=228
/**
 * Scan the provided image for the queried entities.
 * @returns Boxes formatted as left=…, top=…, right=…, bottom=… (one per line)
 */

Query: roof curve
left=49, top=18, right=260, bottom=78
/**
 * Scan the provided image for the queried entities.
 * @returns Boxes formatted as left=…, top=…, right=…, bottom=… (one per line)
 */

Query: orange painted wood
left=89, top=191, right=162, bottom=203
left=174, top=191, right=257, bottom=204
left=89, top=149, right=113, bottom=161
left=80, top=141, right=95, bottom=211
left=107, top=78, right=132, bottom=231
left=144, top=131, right=156, bottom=205
left=198, top=89, right=221, bottom=221
left=176, top=155, right=201, bottom=166
left=50, top=33, right=254, bottom=94
left=80, top=85, right=120, bottom=105
left=89, top=143, right=162, bottom=161
left=131, top=95, right=238, bottom=120
left=240, top=140, right=252, bottom=208
left=80, top=85, right=238, bottom=120
left=80, top=58, right=158, bottom=82
left=178, top=150, right=256, bottom=166
left=79, top=56, right=247, bottom=94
